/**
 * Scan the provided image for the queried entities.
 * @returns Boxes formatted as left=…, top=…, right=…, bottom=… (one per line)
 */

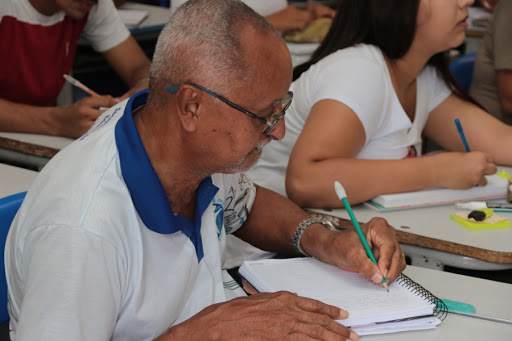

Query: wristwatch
left=291, top=218, right=337, bottom=257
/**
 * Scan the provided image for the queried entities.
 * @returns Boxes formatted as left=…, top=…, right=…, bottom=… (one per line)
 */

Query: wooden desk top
left=307, top=204, right=512, bottom=264
left=0, top=133, right=72, bottom=159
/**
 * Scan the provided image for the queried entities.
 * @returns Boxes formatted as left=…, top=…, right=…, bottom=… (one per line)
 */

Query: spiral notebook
left=239, top=258, right=447, bottom=336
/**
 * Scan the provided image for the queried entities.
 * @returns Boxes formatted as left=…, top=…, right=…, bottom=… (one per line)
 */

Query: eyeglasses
left=166, top=84, right=293, bottom=135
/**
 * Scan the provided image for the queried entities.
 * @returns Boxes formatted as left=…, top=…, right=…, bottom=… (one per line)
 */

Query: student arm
left=0, top=96, right=118, bottom=138
left=424, top=93, right=512, bottom=166
left=284, top=99, right=494, bottom=207
left=102, top=36, right=151, bottom=99
left=497, top=70, right=512, bottom=115
left=233, top=186, right=405, bottom=284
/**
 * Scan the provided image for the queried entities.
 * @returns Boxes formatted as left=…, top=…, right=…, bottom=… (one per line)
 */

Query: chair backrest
left=0, top=192, right=26, bottom=324
left=449, top=52, right=477, bottom=94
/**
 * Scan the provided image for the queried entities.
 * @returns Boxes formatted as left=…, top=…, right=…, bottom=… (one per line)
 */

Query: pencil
left=334, top=181, right=389, bottom=291
left=454, top=118, right=470, bottom=152
left=63, top=74, right=100, bottom=98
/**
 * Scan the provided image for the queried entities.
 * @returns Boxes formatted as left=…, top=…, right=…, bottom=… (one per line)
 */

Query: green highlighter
left=442, top=298, right=476, bottom=314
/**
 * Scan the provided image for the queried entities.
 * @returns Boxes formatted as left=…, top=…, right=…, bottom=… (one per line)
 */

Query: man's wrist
left=291, top=218, right=336, bottom=257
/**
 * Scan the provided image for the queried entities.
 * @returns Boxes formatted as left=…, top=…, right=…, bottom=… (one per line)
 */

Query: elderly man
left=5, top=0, right=405, bottom=340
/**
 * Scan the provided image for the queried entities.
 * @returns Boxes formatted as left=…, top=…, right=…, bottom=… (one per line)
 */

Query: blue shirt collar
left=114, top=90, right=219, bottom=261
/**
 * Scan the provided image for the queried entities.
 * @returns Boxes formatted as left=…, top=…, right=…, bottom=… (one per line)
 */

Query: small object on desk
left=455, top=201, right=512, bottom=212
left=468, top=209, right=489, bottom=221
left=63, top=74, right=100, bottom=98
left=282, top=18, right=332, bottom=43
left=443, top=297, right=512, bottom=326
left=334, top=181, right=388, bottom=290
left=454, top=118, right=470, bottom=152
left=450, top=209, right=511, bottom=230
left=442, top=298, right=476, bottom=314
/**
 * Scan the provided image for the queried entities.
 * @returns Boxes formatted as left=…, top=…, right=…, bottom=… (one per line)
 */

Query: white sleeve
left=426, top=66, right=452, bottom=112
left=14, top=226, right=125, bottom=341
left=222, top=173, right=256, bottom=234
left=310, top=56, right=388, bottom=144
left=83, top=0, right=130, bottom=52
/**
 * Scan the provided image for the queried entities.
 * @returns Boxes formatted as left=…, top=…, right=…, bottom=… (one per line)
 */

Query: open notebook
left=239, top=258, right=447, bottom=336
left=366, top=173, right=508, bottom=211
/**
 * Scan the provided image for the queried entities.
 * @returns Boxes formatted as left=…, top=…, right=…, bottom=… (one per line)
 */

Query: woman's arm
left=285, top=99, right=496, bottom=207
left=424, top=93, right=512, bottom=165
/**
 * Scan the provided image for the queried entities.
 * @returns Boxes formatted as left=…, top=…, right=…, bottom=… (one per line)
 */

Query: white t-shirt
left=170, top=0, right=287, bottom=16
left=6, top=90, right=255, bottom=341
left=248, top=44, right=452, bottom=197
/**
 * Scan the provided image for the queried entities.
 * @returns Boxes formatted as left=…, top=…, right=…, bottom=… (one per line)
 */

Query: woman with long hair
left=248, top=0, right=512, bottom=207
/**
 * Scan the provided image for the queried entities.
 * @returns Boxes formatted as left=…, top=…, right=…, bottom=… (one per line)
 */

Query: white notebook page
left=240, top=258, right=436, bottom=328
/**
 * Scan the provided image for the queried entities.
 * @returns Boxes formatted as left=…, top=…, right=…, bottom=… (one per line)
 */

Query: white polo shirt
left=5, top=90, right=255, bottom=341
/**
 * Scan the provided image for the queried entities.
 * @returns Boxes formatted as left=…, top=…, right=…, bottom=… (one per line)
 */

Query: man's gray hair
left=149, top=0, right=280, bottom=107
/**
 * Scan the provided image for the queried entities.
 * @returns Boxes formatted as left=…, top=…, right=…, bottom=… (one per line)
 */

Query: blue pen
left=334, top=181, right=389, bottom=291
left=455, top=118, right=470, bottom=152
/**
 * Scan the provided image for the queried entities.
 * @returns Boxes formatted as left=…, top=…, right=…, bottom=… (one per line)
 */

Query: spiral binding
left=395, top=273, right=448, bottom=320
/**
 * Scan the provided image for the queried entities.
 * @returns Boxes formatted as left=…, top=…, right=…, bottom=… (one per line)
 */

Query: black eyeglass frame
left=166, top=83, right=293, bottom=135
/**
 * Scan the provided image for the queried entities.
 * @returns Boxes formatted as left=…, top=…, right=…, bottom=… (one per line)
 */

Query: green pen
left=334, top=181, right=389, bottom=291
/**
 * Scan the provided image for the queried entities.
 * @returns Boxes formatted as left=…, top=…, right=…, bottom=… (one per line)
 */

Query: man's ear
left=175, top=85, right=201, bottom=132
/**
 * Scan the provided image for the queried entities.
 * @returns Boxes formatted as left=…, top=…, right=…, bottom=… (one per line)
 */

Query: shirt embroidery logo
left=80, top=107, right=121, bottom=140
left=212, top=198, right=224, bottom=240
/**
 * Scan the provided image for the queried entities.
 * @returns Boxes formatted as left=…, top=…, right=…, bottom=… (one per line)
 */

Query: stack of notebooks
left=366, top=173, right=508, bottom=211
left=240, top=258, right=447, bottom=336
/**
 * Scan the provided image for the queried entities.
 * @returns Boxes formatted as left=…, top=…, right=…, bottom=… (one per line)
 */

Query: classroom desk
left=308, top=201, right=512, bottom=271
left=0, top=133, right=73, bottom=171
left=366, top=265, right=512, bottom=340
left=120, top=2, right=171, bottom=40
left=307, top=166, right=512, bottom=272
left=0, top=163, right=38, bottom=198
left=287, top=43, right=319, bottom=67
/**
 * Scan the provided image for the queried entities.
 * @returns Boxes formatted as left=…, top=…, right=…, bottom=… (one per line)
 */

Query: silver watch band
left=290, top=218, right=336, bottom=257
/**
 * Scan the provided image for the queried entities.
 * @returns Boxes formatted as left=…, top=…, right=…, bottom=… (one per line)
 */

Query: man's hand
left=159, top=292, right=359, bottom=340
left=304, top=217, right=406, bottom=285
left=55, top=95, right=119, bottom=138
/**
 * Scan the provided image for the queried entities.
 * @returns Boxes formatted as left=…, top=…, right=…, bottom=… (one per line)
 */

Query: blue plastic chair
left=449, top=52, right=477, bottom=93
left=159, top=0, right=170, bottom=7
left=0, top=192, right=26, bottom=324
